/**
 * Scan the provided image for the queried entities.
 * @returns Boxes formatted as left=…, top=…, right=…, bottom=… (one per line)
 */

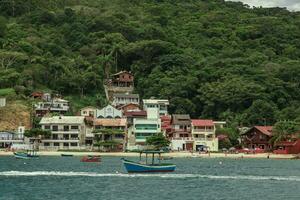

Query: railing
left=51, top=130, right=79, bottom=133
left=0, top=137, right=23, bottom=140
left=192, top=129, right=214, bottom=132
left=171, top=137, right=194, bottom=141
left=42, top=138, right=79, bottom=141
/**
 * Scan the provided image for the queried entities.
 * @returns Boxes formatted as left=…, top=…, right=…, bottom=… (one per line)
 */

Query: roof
left=192, top=119, right=214, bottom=126
left=112, top=71, right=133, bottom=76
left=124, top=110, right=147, bottom=117
left=40, top=116, right=85, bottom=124
left=118, top=103, right=140, bottom=109
left=172, top=114, right=191, bottom=125
left=93, top=118, right=127, bottom=127
left=143, top=99, right=169, bottom=105
left=242, top=126, right=273, bottom=136
left=113, top=93, right=139, bottom=98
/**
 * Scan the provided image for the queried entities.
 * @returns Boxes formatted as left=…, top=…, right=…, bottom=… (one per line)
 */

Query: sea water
left=0, top=156, right=299, bottom=200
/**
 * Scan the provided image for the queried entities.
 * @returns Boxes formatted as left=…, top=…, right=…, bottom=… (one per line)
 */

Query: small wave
left=0, top=171, right=299, bottom=181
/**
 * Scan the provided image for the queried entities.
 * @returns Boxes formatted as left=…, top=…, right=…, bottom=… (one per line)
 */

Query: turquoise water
left=0, top=156, right=300, bottom=200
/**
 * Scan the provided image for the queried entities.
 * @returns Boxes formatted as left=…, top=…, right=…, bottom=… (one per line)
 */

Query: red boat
left=80, top=155, right=101, bottom=162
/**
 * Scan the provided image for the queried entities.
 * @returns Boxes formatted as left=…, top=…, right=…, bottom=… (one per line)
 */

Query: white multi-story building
left=112, top=93, right=139, bottom=108
left=143, top=99, right=169, bottom=116
left=39, top=116, right=86, bottom=150
left=191, top=119, right=218, bottom=152
left=127, top=108, right=161, bottom=150
left=35, top=98, right=70, bottom=117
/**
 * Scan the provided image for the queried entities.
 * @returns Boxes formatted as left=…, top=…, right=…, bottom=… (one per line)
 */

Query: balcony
left=192, top=129, right=214, bottom=133
left=41, top=138, right=80, bottom=143
left=0, top=137, right=23, bottom=143
left=171, top=137, right=194, bottom=141
left=51, top=129, right=80, bottom=134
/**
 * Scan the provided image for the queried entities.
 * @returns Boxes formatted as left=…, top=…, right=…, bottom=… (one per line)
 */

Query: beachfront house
left=191, top=119, right=218, bottom=152
left=168, top=114, right=193, bottom=151
left=96, top=104, right=122, bottom=118
left=93, top=118, right=127, bottom=151
left=241, top=126, right=273, bottom=151
left=39, top=116, right=86, bottom=150
left=143, top=99, right=169, bottom=116
left=112, top=93, right=139, bottom=108
left=35, top=98, right=70, bottom=117
left=126, top=108, right=161, bottom=150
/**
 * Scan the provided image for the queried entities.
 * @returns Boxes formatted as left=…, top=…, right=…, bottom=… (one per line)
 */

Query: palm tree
left=270, top=120, right=300, bottom=146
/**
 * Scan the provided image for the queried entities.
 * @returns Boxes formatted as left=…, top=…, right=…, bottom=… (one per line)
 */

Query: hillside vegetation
left=0, top=0, right=300, bottom=126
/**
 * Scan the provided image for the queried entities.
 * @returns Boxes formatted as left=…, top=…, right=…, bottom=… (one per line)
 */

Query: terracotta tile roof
left=93, top=118, right=127, bottom=127
left=124, top=110, right=147, bottom=117
left=254, top=126, right=273, bottom=136
left=192, top=119, right=214, bottom=126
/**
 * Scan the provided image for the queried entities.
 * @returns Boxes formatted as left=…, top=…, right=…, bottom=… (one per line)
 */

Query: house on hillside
left=96, top=104, right=122, bottom=118
left=191, top=119, right=218, bottom=152
left=168, top=114, right=193, bottom=151
left=118, top=103, right=141, bottom=113
left=80, top=106, right=97, bottom=118
left=126, top=108, right=161, bottom=150
left=35, top=98, right=70, bottom=117
left=93, top=118, right=127, bottom=151
left=143, top=99, right=169, bottom=116
left=241, top=126, right=273, bottom=151
left=112, top=93, right=139, bottom=108
left=0, top=98, right=6, bottom=107
left=104, top=71, right=135, bottom=101
left=39, top=116, right=86, bottom=150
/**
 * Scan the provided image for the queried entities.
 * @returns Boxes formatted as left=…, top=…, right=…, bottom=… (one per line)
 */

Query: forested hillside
left=1, top=0, right=300, bottom=126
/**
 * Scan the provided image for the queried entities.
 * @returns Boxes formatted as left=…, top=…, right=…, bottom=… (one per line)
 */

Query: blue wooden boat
left=122, top=150, right=176, bottom=173
left=14, top=150, right=39, bottom=159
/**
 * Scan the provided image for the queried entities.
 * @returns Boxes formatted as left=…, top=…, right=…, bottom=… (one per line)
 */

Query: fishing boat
left=61, top=154, right=74, bottom=157
left=80, top=155, right=101, bottom=162
left=122, top=150, right=176, bottom=173
left=14, top=150, right=39, bottom=159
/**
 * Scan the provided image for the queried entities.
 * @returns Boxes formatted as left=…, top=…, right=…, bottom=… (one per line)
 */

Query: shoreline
left=0, top=151, right=298, bottom=159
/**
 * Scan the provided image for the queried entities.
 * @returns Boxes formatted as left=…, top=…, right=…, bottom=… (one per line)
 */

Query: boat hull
left=14, top=152, right=39, bottom=159
left=122, top=159, right=176, bottom=173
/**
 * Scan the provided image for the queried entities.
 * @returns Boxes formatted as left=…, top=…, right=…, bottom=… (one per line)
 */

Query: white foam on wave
left=0, top=171, right=300, bottom=181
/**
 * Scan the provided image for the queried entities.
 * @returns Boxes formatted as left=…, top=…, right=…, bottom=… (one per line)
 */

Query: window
left=64, top=126, right=69, bottom=131
left=83, top=111, right=87, bottom=114
left=71, top=134, right=78, bottom=139
left=54, top=143, right=59, bottom=146
left=52, top=126, right=58, bottom=131
left=71, top=126, right=78, bottom=130
left=63, top=143, right=69, bottom=147
left=45, top=125, right=50, bottom=130
left=52, top=134, right=58, bottom=139
left=70, top=143, right=77, bottom=147
left=44, top=142, right=50, bottom=146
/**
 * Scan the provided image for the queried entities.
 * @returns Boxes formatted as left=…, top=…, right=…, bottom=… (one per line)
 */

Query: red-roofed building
left=273, top=139, right=300, bottom=154
left=161, top=115, right=172, bottom=134
left=191, top=119, right=218, bottom=151
left=241, top=126, right=273, bottom=151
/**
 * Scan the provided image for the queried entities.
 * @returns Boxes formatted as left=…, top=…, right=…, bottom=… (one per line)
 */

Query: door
left=186, top=143, right=193, bottom=151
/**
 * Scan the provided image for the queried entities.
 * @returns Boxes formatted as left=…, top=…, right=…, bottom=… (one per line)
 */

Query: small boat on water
left=61, top=154, right=74, bottom=157
left=80, top=155, right=101, bottom=162
left=14, top=150, right=39, bottom=159
left=122, top=150, right=176, bottom=173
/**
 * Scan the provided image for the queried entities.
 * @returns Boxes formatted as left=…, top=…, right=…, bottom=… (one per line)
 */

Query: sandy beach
left=0, top=150, right=298, bottom=159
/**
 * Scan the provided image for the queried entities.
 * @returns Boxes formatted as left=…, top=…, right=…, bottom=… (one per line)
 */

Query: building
left=241, top=126, right=273, bottom=151
left=127, top=108, right=161, bottom=150
left=0, top=97, right=6, bottom=107
left=0, top=131, right=23, bottom=148
left=112, top=93, right=139, bottom=108
left=160, top=115, right=172, bottom=134
left=118, top=103, right=141, bottom=113
left=191, top=119, right=218, bottom=152
left=80, top=106, right=97, bottom=118
left=274, top=139, right=300, bottom=154
left=96, top=104, right=122, bottom=118
left=143, top=99, right=169, bottom=116
left=39, top=116, right=86, bottom=150
left=169, top=114, right=192, bottom=151
left=104, top=71, right=134, bottom=101
left=93, top=118, right=127, bottom=151
left=35, top=98, right=70, bottom=117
